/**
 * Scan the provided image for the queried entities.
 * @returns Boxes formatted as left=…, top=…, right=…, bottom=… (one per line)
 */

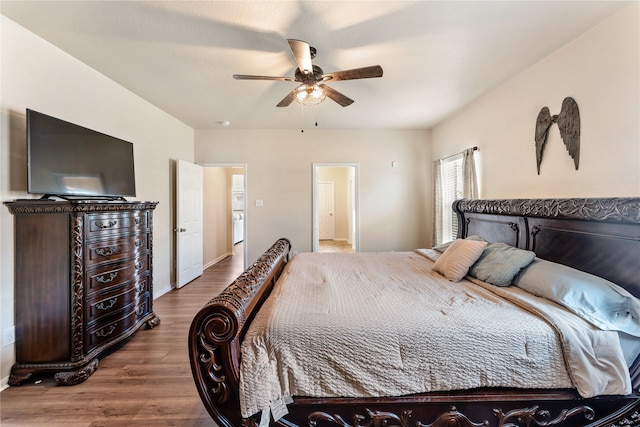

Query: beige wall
left=194, top=129, right=431, bottom=264
left=0, top=16, right=194, bottom=386
left=203, top=167, right=230, bottom=266
left=430, top=3, right=640, bottom=199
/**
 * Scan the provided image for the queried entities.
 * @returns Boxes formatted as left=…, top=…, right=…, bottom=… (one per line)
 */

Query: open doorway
left=201, top=164, right=247, bottom=269
left=313, top=163, right=359, bottom=253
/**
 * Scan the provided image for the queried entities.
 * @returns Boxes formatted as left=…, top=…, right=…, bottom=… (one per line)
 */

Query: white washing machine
left=233, top=211, right=244, bottom=244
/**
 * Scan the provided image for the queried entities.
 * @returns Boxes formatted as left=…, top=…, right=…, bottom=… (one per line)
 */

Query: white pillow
left=432, top=238, right=488, bottom=282
left=514, top=259, right=640, bottom=337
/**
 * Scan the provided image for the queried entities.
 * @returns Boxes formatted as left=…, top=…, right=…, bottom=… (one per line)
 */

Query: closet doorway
left=313, top=163, right=359, bottom=253
left=201, top=164, right=247, bottom=270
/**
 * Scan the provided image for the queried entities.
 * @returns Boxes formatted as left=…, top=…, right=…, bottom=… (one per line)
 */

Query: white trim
left=203, top=252, right=233, bottom=270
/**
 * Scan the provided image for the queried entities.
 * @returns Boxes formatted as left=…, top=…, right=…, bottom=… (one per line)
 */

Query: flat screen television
left=27, top=109, right=136, bottom=200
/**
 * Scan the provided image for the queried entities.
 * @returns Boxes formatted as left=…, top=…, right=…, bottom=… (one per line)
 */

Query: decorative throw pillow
left=514, top=259, right=640, bottom=337
left=432, top=238, right=488, bottom=282
left=469, top=243, right=535, bottom=286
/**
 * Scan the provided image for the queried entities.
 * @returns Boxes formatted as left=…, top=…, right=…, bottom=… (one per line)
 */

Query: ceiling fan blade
left=323, top=65, right=383, bottom=82
left=233, top=74, right=296, bottom=81
left=276, top=85, right=302, bottom=107
left=319, top=84, right=354, bottom=107
left=287, top=39, right=313, bottom=74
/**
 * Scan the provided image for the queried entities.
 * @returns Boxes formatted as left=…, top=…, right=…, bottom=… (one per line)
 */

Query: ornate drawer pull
left=95, top=220, right=117, bottom=229
left=135, top=218, right=141, bottom=225
left=96, top=272, right=118, bottom=284
left=134, top=282, right=144, bottom=293
left=135, top=261, right=144, bottom=270
left=95, top=246, right=118, bottom=257
left=95, top=325, right=117, bottom=338
left=96, top=298, right=117, bottom=311
left=136, top=306, right=145, bottom=316
left=134, top=239, right=142, bottom=247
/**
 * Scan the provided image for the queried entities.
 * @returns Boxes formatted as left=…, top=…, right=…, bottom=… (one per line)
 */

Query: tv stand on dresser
left=4, top=200, right=160, bottom=386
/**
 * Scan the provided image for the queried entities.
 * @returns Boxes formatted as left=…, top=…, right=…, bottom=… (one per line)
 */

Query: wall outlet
left=4, top=327, right=15, bottom=346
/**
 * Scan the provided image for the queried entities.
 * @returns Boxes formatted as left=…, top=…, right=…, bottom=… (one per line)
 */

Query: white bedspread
left=239, top=251, right=631, bottom=418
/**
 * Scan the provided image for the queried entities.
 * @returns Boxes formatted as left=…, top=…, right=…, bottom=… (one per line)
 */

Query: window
left=433, top=148, right=478, bottom=246
left=440, top=155, right=463, bottom=242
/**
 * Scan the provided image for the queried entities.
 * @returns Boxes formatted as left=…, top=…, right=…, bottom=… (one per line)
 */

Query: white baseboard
left=155, top=253, right=232, bottom=299
left=153, top=283, right=172, bottom=299
left=1, top=376, right=9, bottom=391
left=203, top=252, right=232, bottom=270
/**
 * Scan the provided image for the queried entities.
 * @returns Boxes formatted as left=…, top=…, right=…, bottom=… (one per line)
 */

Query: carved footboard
left=188, top=238, right=291, bottom=427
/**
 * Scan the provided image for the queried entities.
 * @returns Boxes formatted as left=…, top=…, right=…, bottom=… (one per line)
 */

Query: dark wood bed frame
left=189, top=197, right=640, bottom=427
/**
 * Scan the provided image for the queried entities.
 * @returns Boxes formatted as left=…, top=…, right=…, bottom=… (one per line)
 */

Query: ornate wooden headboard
left=454, top=197, right=640, bottom=298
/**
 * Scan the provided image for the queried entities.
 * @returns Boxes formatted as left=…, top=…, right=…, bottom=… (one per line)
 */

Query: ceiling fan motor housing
left=295, top=65, right=324, bottom=83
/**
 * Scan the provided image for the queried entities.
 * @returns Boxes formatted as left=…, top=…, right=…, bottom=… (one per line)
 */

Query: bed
left=189, top=197, right=640, bottom=427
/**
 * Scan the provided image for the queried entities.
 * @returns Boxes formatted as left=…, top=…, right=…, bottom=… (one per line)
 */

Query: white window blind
left=441, top=154, right=463, bottom=243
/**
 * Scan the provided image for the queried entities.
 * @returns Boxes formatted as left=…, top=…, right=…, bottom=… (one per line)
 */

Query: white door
left=176, top=160, right=203, bottom=288
left=318, top=181, right=335, bottom=240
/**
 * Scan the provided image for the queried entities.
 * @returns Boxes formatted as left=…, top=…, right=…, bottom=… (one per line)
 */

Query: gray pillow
left=469, top=243, right=535, bottom=286
left=514, top=259, right=640, bottom=337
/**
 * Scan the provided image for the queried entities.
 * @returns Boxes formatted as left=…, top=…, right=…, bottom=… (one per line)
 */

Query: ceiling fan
left=233, top=39, right=383, bottom=107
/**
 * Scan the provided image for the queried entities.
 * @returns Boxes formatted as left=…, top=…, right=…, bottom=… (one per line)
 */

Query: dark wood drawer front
left=85, top=212, right=147, bottom=239
left=85, top=233, right=150, bottom=267
left=85, top=298, right=149, bottom=353
left=85, top=277, right=148, bottom=323
left=86, top=255, right=150, bottom=294
left=6, top=201, right=158, bottom=386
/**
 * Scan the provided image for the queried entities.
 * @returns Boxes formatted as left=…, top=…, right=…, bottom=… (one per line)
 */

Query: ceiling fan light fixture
left=295, top=84, right=325, bottom=106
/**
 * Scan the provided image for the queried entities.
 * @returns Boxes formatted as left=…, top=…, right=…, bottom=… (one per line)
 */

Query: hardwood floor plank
left=1, top=251, right=244, bottom=426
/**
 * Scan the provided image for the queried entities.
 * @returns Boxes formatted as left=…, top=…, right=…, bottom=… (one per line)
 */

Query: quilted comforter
left=239, top=251, right=630, bottom=418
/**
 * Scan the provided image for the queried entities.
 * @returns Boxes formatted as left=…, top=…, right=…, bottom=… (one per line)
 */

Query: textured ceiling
left=0, top=1, right=631, bottom=129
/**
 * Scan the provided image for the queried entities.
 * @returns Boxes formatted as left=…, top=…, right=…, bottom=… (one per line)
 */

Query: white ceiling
left=0, top=1, right=631, bottom=130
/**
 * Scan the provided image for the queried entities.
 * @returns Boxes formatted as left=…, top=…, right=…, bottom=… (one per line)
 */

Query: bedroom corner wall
left=0, top=16, right=194, bottom=388
left=430, top=2, right=640, bottom=199
left=194, top=129, right=431, bottom=264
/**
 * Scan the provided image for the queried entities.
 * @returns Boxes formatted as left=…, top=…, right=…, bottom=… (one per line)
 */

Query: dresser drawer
left=85, top=233, right=150, bottom=267
left=85, top=277, right=149, bottom=324
left=86, top=254, right=150, bottom=294
left=85, top=211, right=148, bottom=240
left=85, top=298, right=150, bottom=353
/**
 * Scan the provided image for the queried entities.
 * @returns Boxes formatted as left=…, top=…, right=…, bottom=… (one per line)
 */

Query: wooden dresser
left=4, top=200, right=160, bottom=386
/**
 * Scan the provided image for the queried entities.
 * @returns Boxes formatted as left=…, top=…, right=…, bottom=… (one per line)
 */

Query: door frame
left=312, top=163, right=359, bottom=253
left=200, top=162, right=248, bottom=269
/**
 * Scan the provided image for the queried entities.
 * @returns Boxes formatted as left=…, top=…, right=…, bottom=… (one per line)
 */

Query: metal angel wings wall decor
left=534, top=96, right=580, bottom=175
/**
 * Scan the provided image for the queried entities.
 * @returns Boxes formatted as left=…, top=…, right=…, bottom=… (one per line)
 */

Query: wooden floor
left=0, top=252, right=245, bottom=427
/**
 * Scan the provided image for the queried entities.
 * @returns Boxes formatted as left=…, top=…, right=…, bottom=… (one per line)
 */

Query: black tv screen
left=27, top=109, right=136, bottom=199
